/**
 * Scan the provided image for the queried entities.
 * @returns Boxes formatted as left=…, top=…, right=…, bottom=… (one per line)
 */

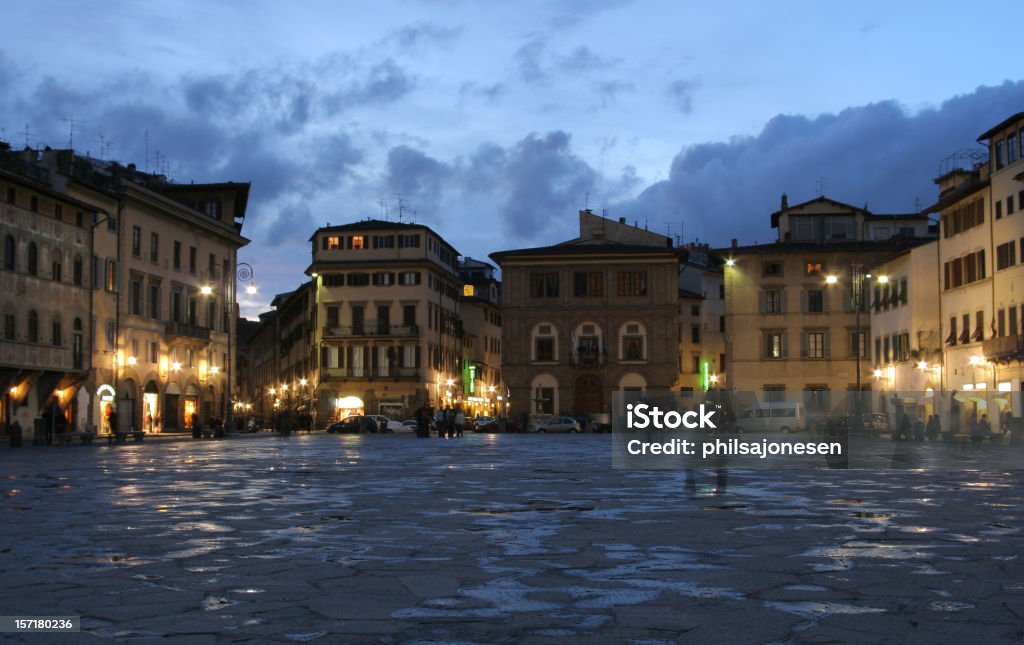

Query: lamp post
left=200, top=261, right=257, bottom=431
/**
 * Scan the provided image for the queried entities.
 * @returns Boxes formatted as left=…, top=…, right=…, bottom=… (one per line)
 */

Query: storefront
left=142, top=381, right=159, bottom=432
left=96, top=384, right=116, bottom=433
left=163, top=381, right=180, bottom=430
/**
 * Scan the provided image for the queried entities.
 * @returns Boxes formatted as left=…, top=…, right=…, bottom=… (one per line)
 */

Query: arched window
left=619, top=321, right=647, bottom=361
left=573, top=321, right=604, bottom=366
left=3, top=235, right=14, bottom=270
left=27, top=310, right=38, bottom=343
left=27, top=242, right=38, bottom=276
left=51, top=316, right=62, bottom=347
left=531, top=322, right=559, bottom=362
left=73, top=255, right=83, bottom=286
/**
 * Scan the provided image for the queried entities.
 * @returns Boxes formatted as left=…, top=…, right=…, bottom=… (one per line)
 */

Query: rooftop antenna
left=61, top=116, right=83, bottom=150
left=97, top=134, right=113, bottom=160
left=815, top=176, right=827, bottom=197
left=144, top=130, right=149, bottom=173
left=584, top=192, right=590, bottom=211
left=914, top=197, right=921, bottom=213
left=392, top=193, right=407, bottom=223
left=20, top=124, right=30, bottom=149
left=378, top=195, right=387, bottom=218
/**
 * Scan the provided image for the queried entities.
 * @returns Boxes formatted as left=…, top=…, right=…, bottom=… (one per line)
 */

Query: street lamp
left=200, top=261, right=257, bottom=430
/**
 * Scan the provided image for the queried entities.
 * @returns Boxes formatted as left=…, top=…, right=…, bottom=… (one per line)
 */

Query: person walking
left=454, top=408, right=465, bottom=437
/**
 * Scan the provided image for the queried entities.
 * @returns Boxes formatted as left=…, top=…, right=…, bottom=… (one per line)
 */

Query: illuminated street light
left=825, top=275, right=838, bottom=285
left=200, top=285, right=213, bottom=296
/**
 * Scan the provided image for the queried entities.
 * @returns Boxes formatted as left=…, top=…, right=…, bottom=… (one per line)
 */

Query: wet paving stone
left=1, top=433, right=1023, bottom=642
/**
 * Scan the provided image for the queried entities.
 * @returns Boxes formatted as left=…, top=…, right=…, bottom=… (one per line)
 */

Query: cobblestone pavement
left=2, top=433, right=1024, bottom=643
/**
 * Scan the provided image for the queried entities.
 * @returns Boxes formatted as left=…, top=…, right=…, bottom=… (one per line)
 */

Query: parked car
left=366, top=415, right=403, bottom=433
left=326, top=416, right=379, bottom=434
left=472, top=416, right=493, bottom=431
left=400, top=419, right=419, bottom=432
left=534, top=416, right=583, bottom=433
left=735, top=402, right=807, bottom=434
left=476, top=418, right=523, bottom=433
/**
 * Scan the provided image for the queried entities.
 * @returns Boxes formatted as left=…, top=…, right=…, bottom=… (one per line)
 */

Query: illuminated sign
left=463, top=285, right=475, bottom=297
left=701, top=361, right=710, bottom=391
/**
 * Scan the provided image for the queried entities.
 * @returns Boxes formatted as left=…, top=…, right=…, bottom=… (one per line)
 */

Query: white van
left=735, top=402, right=807, bottom=434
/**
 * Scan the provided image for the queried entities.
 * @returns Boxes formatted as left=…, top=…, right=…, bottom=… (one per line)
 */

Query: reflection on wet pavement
left=1, top=433, right=1023, bottom=642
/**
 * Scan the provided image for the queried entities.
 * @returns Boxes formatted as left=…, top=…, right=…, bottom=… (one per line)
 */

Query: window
left=1009, top=195, right=1016, bottom=215
left=996, top=200, right=1003, bottom=220
left=807, top=290, right=824, bottom=313
left=692, top=356, right=701, bottom=373
left=30, top=195, right=38, bottom=212
left=763, top=262, right=783, bottom=276
left=806, top=331, right=826, bottom=359
left=5, top=187, right=14, bottom=204
left=851, top=331, right=867, bottom=359
left=765, top=332, right=785, bottom=359
left=52, top=259, right=62, bottom=282
left=27, top=242, right=37, bottom=276
left=535, top=338, right=555, bottom=361
left=372, top=235, right=395, bottom=249
left=27, top=310, right=38, bottom=343
left=998, top=309, right=1006, bottom=337
left=372, top=272, right=395, bottom=286
left=573, top=271, right=603, bottom=297
left=173, top=242, right=181, bottom=270
left=530, top=272, right=559, bottom=298
left=3, top=235, right=14, bottom=270
left=149, top=342, right=158, bottom=364
left=129, top=276, right=143, bottom=316
left=150, top=233, right=159, bottom=263
left=623, top=335, right=644, bottom=360
left=399, top=271, right=421, bottom=285
left=322, top=273, right=344, bottom=287
left=805, top=261, right=823, bottom=276
left=325, top=235, right=341, bottom=250
left=347, top=273, right=370, bottom=286
left=535, top=387, right=555, bottom=415
left=132, top=226, right=141, bottom=257
left=805, top=387, right=830, bottom=413
left=349, top=236, right=365, bottom=250
left=189, top=247, right=197, bottom=274
left=719, top=316, right=725, bottom=332
left=974, top=311, right=984, bottom=341
left=51, top=317, right=61, bottom=346
left=997, top=241, right=1017, bottom=270
left=691, top=325, right=700, bottom=343
left=403, top=305, right=416, bottom=327
left=105, top=259, right=117, bottom=292
left=616, top=271, right=647, bottom=296
left=3, top=312, right=14, bottom=340
left=1010, top=133, right=1020, bottom=164
left=761, top=292, right=782, bottom=315
left=1009, top=307, right=1019, bottom=337
left=691, top=304, right=700, bottom=316
left=148, top=282, right=161, bottom=319
left=398, top=234, right=420, bottom=248
left=996, top=139, right=1006, bottom=170
left=73, top=255, right=82, bottom=286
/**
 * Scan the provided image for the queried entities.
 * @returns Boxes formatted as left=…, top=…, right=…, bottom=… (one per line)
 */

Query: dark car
left=326, top=416, right=379, bottom=434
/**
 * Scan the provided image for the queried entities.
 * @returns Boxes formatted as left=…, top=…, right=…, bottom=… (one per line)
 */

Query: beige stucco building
left=723, top=196, right=933, bottom=414
left=5, top=147, right=251, bottom=435
left=491, top=210, right=681, bottom=421
left=307, top=220, right=463, bottom=422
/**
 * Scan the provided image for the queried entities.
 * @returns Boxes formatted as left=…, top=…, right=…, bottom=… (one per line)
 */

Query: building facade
left=723, top=196, right=933, bottom=415
left=491, top=210, right=681, bottom=422
left=458, top=257, right=503, bottom=418
left=308, top=220, right=463, bottom=423
left=675, top=243, right=726, bottom=395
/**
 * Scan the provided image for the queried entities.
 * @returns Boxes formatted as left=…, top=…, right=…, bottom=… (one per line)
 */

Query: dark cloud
left=351, top=59, right=414, bottom=105
left=265, top=202, right=318, bottom=248
left=458, top=82, right=506, bottom=105
left=385, top=145, right=451, bottom=217
left=667, top=78, right=698, bottom=114
left=560, top=46, right=615, bottom=73
left=498, top=131, right=597, bottom=240
left=514, top=37, right=549, bottom=84
left=385, top=22, right=463, bottom=50
left=595, top=80, right=634, bottom=106
left=620, top=80, right=1024, bottom=246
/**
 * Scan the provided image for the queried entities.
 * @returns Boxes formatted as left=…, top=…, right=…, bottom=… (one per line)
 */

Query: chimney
left=781, top=193, right=788, bottom=209
left=618, top=217, right=626, bottom=224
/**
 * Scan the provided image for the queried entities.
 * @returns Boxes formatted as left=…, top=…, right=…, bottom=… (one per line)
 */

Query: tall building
left=1, top=145, right=97, bottom=436
left=925, top=112, right=1024, bottom=427
left=7, top=146, right=250, bottom=434
left=491, top=210, right=681, bottom=422
left=458, top=257, right=503, bottom=418
left=307, top=220, right=462, bottom=423
left=723, top=195, right=933, bottom=415
left=675, top=243, right=727, bottom=396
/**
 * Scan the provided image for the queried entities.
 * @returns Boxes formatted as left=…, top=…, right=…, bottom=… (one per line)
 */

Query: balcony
left=983, top=334, right=1024, bottom=360
left=320, top=366, right=420, bottom=380
left=165, top=322, right=211, bottom=342
left=571, top=348, right=606, bottom=368
left=322, top=323, right=420, bottom=339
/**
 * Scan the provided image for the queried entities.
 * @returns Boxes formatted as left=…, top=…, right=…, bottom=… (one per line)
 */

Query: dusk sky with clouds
left=3, top=0, right=1023, bottom=316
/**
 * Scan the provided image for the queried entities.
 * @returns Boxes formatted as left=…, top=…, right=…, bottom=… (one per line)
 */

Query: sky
left=3, top=0, right=1023, bottom=318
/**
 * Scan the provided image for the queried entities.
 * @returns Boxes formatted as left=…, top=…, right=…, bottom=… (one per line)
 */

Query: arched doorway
left=574, top=374, right=603, bottom=415
left=143, top=381, right=159, bottom=432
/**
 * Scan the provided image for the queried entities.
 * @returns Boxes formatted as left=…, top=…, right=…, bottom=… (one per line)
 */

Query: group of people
left=892, top=410, right=1015, bottom=444
left=414, top=404, right=467, bottom=438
